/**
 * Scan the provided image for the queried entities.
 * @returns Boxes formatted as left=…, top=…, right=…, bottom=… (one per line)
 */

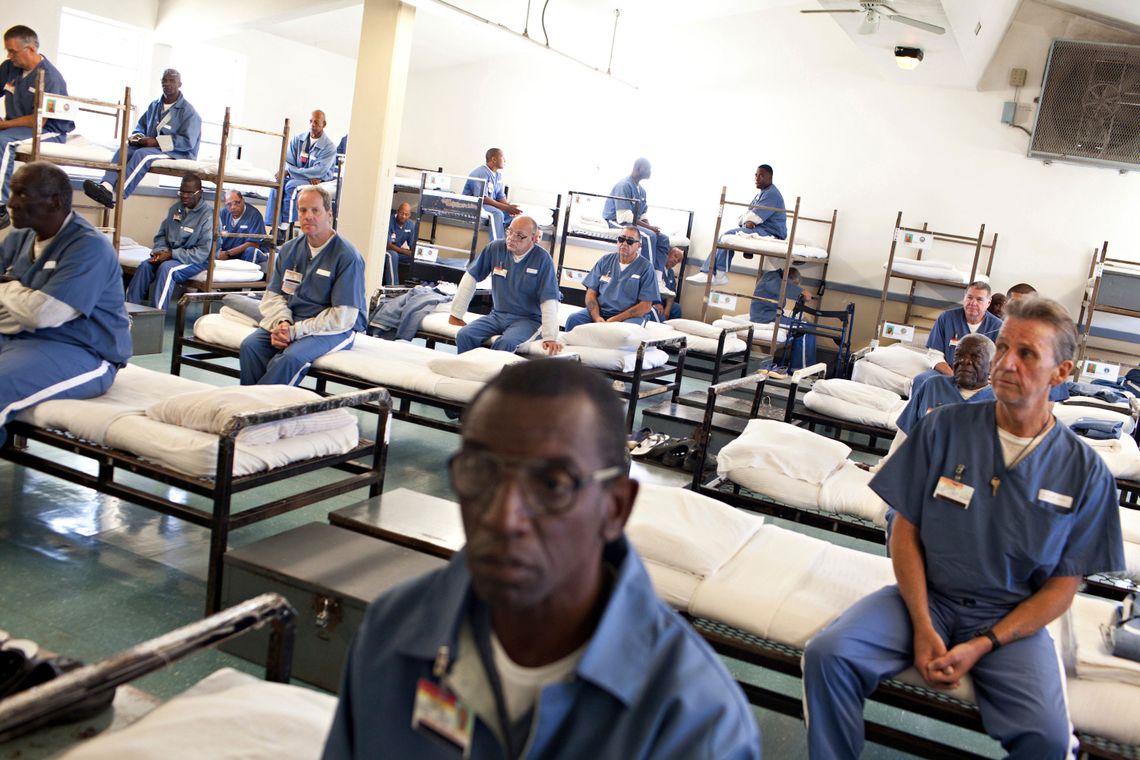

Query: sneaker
left=0, top=205, right=9, bottom=231
left=685, top=272, right=709, bottom=284
left=711, top=272, right=730, bottom=286
left=82, top=180, right=115, bottom=209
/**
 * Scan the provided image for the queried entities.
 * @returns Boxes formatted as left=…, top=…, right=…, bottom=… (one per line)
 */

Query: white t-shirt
left=996, top=420, right=1052, bottom=467
left=490, top=633, right=587, bottom=724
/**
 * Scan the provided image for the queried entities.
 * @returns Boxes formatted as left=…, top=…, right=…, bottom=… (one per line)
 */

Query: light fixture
left=857, top=10, right=880, bottom=35
left=894, top=46, right=924, bottom=70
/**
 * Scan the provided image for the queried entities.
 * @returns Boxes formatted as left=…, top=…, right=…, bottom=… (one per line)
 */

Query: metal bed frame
left=779, top=361, right=896, bottom=457
left=1, top=379, right=389, bottom=615
left=406, top=171, right=485, bottom=285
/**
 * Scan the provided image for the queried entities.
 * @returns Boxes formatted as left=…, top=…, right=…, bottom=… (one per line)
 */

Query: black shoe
left=0, top=206, right=9, bottom=231
left=82, top=180, right=115, bottom=209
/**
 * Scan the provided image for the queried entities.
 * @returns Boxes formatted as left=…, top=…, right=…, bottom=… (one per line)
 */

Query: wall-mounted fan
left=801, top=1, right=946, bottom=35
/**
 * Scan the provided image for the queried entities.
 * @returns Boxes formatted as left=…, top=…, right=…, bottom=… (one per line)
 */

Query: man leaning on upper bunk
left=0, top=162, right=131, bottom=442
left=0, top=25, right=74, bottom=230
left=691, top=164, right=786, bottom=285
left=84, top=69, right=201, bottom=208
left=802, top=296, right=1124, bottom=760
left=602, top=157, right=671, bottom=273
left=239, top=184, right=365, bottom=386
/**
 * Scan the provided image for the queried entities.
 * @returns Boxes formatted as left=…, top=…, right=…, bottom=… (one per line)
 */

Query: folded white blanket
left=851, top=359, right=912, bottom=398
left=888, top=259, right=969, bottom=285
left=861, top=343, right=938, bottom=378
left=146, top=385, right=353, bottom=445
left=516, top=341, right=669, bottom=372
left=426, top=347, right=523, bottom=383
left=803, top=391, right=904, bottom=431
left=809, top=378, right=902, bottom=412
left=665, top=318, right=727, bottom=341
left=643, top=321, right=746, bottom=355
left=219, top=306, right=259, bottom=327
left=1121, top=508, right=1140, bottom=546
left=1081, top=434, right=1140, bottom=479
left=818, top=462, right=889, bottom=526
left=717, top=419, right=850, bottom=484
left=722, top=465, right=821, bottom=509
left=564, top=322, right=652, bottom=350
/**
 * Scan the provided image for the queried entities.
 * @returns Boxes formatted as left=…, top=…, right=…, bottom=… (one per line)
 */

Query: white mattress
left=1081, top=433, right=1140, bottom=480
left=14, top=364, right=359, bottom=479
left=15, top=134, right=116, bottom=162
left=719, top=232, right=828, bottom=261
left=117, top=244, right=265, bottom=283
left=643, top=321, right=747, bottom=356
left=418, top=310, right=489, bottom=340
left=569, top=216, right=690, bottom=248
left=888, top=258, right=970, bottom=284
left=516, top=340, right=670, bottom=372
left=818, top=462, right=890, bottom=527
left=150, top=157, right=276, bottom=183
left=851, top=359, right=912, bottom=398
left=803, top=389, right=904, bottom=431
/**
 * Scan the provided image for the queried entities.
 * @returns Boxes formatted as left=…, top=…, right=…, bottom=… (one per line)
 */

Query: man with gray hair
left=84, top=68, right=201, bottom=207
left=926, top=281, right=1003, bottom=376
left=804, top=296, right=1124, bottom=759
left=0, top=25, right=74, bottom=230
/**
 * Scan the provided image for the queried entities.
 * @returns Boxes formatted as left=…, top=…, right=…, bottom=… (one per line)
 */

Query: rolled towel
left=1071, top=416, right=1123, bottom=440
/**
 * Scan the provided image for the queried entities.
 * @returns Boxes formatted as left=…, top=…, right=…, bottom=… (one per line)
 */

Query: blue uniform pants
left=564, top=309, right=646, bottom=332
left=265, top=178, right=313, bottom=226
left=126, top=258, right=205, bottom=310
left=484, top=207, right=514, bottom=241
left=456, top=312, right=539, bottom=354
left=100, top=146, right=189, bottom=200
left=700, top=227, right=750, bottom=274
left=0, top=337, right=118, bottom=444
left=239, top=329, right=355, bottom=386
left=802, top=586, right=1074, bottom=760
left=1, top=128, right=65, bottom=203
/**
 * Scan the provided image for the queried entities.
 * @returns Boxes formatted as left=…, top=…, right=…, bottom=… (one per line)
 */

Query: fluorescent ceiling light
left=894, top=46, right=924, bottom=70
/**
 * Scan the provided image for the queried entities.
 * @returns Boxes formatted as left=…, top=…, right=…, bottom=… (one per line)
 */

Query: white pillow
left=810, top=378, right=903, bottom=412
left=218, top=305, right=259, bottom=327
left=564, top=322, right=650, bottom=350
left=212, top=258, right=262, bottom=272
left=717, top=419, right=851, bottom=485
left=666, top=318, right=728, bottom=340
left=59, top=669, right=336, bottom=760
left=818, top=462, right=889, bottom=526
left=863, top=343, right=937, bottom=377
left=427, top=347, right=523, bottom=382
left=147, top=385, right=352, bottom=442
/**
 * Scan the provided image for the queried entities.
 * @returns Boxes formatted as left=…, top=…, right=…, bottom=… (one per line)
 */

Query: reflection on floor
left=0, top=315, right=999, bottom=758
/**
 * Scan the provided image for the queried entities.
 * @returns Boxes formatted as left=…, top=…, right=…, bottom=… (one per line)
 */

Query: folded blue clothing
left=1068, top=381, right=1129, bottom=404
left=1070, top=416, right=1123, bottom=440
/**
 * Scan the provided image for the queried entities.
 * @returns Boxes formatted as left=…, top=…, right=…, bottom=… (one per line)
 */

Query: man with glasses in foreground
left=449, top=215, right=562, bottom=355
left=125, top=175, right=213, bottom=310
left=564, top=225, right=660, bottom=331
left=322, top=359, right=761, bottom=759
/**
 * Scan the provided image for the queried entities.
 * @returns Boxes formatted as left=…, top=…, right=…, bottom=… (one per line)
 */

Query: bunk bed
left=872, top=212, right=998, bottom=343
left=1076, top=241, right=1140, bottom=383
left=405, top=171, right=485, bottom=284
left=13, top=69, right=130, bottom=251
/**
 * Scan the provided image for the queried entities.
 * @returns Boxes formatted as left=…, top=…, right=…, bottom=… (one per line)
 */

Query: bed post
left=699, top=186, right=729, bottom=322
left=110, top=87, right=131, bottom=252
left=203, top=107, right=231, bottom=294
left=370, top=396, right=392, bottom=498
left=967, top=222, right=985, bottom=284
left=874, top=211, right=904, bottom=338
left=206, top=434, right=238, bottom=615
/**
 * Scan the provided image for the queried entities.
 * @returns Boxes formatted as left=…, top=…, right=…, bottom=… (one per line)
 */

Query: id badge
left=492, top=266, right=507, bottom=278
left=949, top=338, right=960, bottom=347
left=411, top=678, right=472, bottom=755
left=933, top=476, right=973, bottom=509
left=282, top=268, right=302, bottom=295
left=300, top=151, right=309, bottom=164
left=600, top=275, right=612, bottom=284
left=173, top=212, right=183, bottom=222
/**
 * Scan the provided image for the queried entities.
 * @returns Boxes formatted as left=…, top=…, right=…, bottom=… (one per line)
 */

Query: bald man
left=217, top=190, right=268, bottom=264
left=602, top=158, right=671, bottom=273
left=384, top=202, right=416, bottom=286
left=264, top=109, right=337, bottom=227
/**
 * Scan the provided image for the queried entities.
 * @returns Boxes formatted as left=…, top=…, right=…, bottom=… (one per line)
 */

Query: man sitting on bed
left=602, top=158, right=671, bottom=273
left=462, top=148, right=521, bottom=242
left=124, top=175, right=213, bottom=311
left=216, top=190, right=268, bottom=265
left=564, top=226, right=660, bottom=331
left=322, top=359, right=761, bottom=760
left=448, top=216, right=562, bottom=356
left=654, top=246, right=685, bottom=320
left=691, top=164, right=786, bottom=286
left=1, top=25, right=74, bottom=231
left=264, top=110, right=337, bottom=230
left=384, top=201, right=415, bottom=285
left=803, top=297, right=1123, bottom=760
left=239, top=185, right=365, bottom=386
left=0, top=162, right=130, bottom=441
left=83, top=69, right=201, bottom=208
left=926, top=281, right=1002, bottom=377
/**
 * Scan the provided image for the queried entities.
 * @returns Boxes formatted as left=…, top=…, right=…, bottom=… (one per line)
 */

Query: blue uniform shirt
left=388, top=213, right=416, bottom=249
left=0, top=214, right=130, bottom=364
left=467, top=240, right=560, bottom=321
left=133, top=94, right=201, bottom=158
left=154, top=200, right=213, bottom=266
left=584, top=252, right=661, bottom=316
left=321, top=537, right=761, bottom=760
left=871, top=402, right=1124, bottom=608
left=749, top=269, right=802, bottom=323
left=337, top=134, right=348, bottom=155
left=742, top=185, right=787, bottom=240
left=269, top=233, right=366, bottom=331
left=602, top=176, right=648, bottom=224
left=926, top=307, right=1003, bottom=365
left=0, top=56, right=74, bottom=134
left=462, top=164, right=504, bottom=201
left=286, top=132, right=337, bottom=181
left=895, top=375, right=995, bottom=435
left=218, top=203, right=267, bottom=261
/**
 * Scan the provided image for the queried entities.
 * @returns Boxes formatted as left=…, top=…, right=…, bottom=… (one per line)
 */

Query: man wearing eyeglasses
left=125, top=175, right=213, bottom=310
left=217, top=190, right=269, bottom=264
left=564, top=226, right=660, bottom=332
left=322, top=360, right=761, bottom=759
left=449, top=216, right=562, bottom=355
left=0, top=25, right=74, bottom=231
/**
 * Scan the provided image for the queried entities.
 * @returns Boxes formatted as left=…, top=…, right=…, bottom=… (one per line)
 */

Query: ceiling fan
left=801, top=1, right=946, bottom=36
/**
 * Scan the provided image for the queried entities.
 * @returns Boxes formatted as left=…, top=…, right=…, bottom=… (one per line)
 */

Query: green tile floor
left=0, top=315, right=1002, bottom=758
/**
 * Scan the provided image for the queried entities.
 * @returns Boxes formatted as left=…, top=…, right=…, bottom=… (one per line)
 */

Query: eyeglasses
left=448, top=448, right=624, bottom=517
left=505, top=230, right=533, bottom=241
left=616, top=236, right=640, bottom=246
left=179, top=189, right=201, bottom=196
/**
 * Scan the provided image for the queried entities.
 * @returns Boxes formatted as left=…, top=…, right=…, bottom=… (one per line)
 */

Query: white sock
left=101, top=182, right=113, bottom=191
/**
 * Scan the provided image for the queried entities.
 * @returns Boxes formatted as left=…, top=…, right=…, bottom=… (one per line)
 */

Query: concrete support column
left=339, top=0, right=415, bottom=292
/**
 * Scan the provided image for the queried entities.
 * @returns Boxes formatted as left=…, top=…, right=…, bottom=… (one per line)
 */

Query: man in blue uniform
left=462, top=148, right=521, bottom=242
left=0, top=162, right=130, bottom=442
left=602, top=158, right=671, bottom=273
left=240, top=185, right=364, bottom=386
left=0, top=26, right=74, bottom=230
left=217, top=190, right=268, bottom=264
left=803, top=296, right=1124, bottom=760
left=448, top=216, right=562, bottom=355
left=264, top=110, right=336, bottom=229
left=124, top=175, right=212, bottom=310
left=321, top=359, right=761, bottom=760
left=748, top=266, right=812, bottom=324
left=384, top=201, right=415, bottom=285
left=927, top=281, right=1003, bottom=376
left=692, top=164, right=786, bottom=284
left=83, top=69, right=200, bottom=208
left=565, top=226, right=660, bottom=331
left=653, top=246, right=685, bottom=321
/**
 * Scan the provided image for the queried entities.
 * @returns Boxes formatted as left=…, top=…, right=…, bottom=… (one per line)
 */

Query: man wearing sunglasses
left=323, top=360, right=761, bottom=759
left=564, top=226, right=660, bottom=331
left=125, top=175, right=213, bottom=310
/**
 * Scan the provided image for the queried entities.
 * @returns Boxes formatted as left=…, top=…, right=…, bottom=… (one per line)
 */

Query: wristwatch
left=978, top=627, right=1002, bottom=651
